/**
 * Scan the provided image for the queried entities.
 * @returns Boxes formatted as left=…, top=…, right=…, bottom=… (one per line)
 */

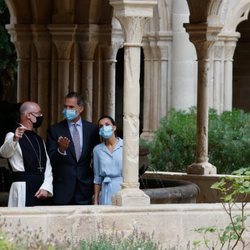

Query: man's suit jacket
left=46, top=119, right=99, bottom=205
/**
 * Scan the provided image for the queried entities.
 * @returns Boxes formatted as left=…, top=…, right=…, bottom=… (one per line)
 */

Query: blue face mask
left=62, top=109, right=77, bottom=121
left=99, top=125, right=113, bottom=139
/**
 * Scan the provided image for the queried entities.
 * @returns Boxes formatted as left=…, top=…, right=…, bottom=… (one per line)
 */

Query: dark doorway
left=115, top=47, right=144, bottom=138
left=233, top=14, right=250, bottom=111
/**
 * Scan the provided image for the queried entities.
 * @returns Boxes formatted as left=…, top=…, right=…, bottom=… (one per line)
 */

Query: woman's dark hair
left=98, top=115, right=116, bottom=126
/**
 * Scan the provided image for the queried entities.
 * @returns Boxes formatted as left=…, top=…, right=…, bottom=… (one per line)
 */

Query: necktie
left=73, top=124, right=81, bottom=161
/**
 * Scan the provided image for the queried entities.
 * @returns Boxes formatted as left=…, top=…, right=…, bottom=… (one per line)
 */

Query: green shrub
left=193, top=168, right=250, bottom=249
left=79, top=229, right=159, bottom=250
left=0, top=222, right=160, bottom=250
left=145, top=108, right=250, bottom=174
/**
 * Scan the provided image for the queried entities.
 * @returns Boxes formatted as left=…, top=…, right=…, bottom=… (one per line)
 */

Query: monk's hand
left=35, top=189, right=48, bottom=199
left=58, top=136, right=70, bottom=153
left=14, top=125, right=28, bottom=141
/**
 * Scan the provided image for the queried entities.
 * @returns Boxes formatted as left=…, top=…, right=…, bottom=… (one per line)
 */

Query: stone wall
left=0, top=204, right=250, bottom=249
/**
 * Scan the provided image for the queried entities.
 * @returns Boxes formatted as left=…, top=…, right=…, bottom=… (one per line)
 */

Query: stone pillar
left=75, top=26, right=98, bottom=122
left=158, top=33, right=172, bottom=118
left=49, top=25, right=75, bottom=121
left=81, top=57, right=94, bottom=121
left=185, top=24, right=221, bottom=175
left=212, top=42, right=224, bottom=113
left=102, top=44, right=120, bottom=119
left=223, top=36, right=238, bottom=111
left=110, top=0, right=156, bottom=206
left=6, top=25, right=32, bottom=102
left=140, top=39, right=153, bottom=140
left=32, top=25, right=51, bottom=137
left=171, top=0, right=197, bottom=110
left=141, top=32, right=172, bottom=140
left=150, top=37, right=160, bottom=131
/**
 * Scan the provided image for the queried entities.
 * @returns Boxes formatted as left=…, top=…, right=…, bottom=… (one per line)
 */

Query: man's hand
left=35, top=189, right=48, bottom=199
left=58, top=136, right=70, bottom=153
left=13, top=125, right=28, bottom=141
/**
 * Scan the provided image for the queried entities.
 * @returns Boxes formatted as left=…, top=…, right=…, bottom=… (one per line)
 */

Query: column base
left=112, top=188, right=150, bottom=206
left=140, top=131, right=154, bottom=141
left=187, top=162, right=217, bottom=175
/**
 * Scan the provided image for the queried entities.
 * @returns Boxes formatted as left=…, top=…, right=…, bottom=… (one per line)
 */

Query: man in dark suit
left=46, top=92, right=99, bottom=205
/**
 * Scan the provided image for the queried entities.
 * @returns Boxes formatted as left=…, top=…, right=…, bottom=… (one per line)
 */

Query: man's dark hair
left=65, top=92, right=84, bottom=106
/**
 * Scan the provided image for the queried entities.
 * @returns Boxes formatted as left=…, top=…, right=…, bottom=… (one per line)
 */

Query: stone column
left=150, top=37, right=160, bottom=131
left=49, top=25, right=75, bottom=121
left=158, top=33, right=172, bottom=118
left=223, top=36, right=238, bottom=111
left=75, top=26, right=98, bottom=122
left=185, top=24, right=221, bottom=175
left=172, top=0, right=197, bottom=110
left=140, top=39, right=153, bottom=140
left=6, top=25, right=32, bottom=102
left=32, top=25, right=51, bottom=137
left=212, top=42, right=224, bottom=113
left=102, top=44, right=120, bottom=118
left=141, top=32, right=172, bottom=140
left=110, top=0, right=156, bottom=206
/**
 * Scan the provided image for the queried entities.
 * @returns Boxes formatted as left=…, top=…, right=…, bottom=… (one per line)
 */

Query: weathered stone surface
left=0, top=204, right=250, bottom=249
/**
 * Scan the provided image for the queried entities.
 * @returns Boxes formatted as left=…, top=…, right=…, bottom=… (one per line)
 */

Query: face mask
left=33, top=115, right=44, bottom=128
left=62, top=109, right=77, bottom=121
left=99, top=125, right=113, bottom=139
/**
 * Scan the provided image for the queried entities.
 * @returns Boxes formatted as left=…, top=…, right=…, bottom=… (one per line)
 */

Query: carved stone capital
left=184, top=23, right=222, bottom=59
left=31, top=25, right=51, bottom=59
left=48, top=25, right=76, bottom=59
left=77, top=42, right=97, bottom=61
left=101, top=43, right=121, bottom=61
left=6, top=24, right=32, bottom=59
left=157, top=31, right=173, bottom=59
left=218, top=32, right=240, bottom=60
left=110, top=0, right=157, bottom=44
left=213, top=41, right=224, bottom=60
left=117, top=16, right=149, bottom=45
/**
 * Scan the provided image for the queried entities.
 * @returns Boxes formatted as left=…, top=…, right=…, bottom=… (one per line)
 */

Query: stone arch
left=141, top=0, right=173, bottom=140
left=147, top=0, right=172, bottom=32
left=5, top=0, right=32, bottom=24
left=211, top=0, right=250, bottom=112
left=222, top=0, right=250, bottom=32
left=3, top=0, right=115, bottom=139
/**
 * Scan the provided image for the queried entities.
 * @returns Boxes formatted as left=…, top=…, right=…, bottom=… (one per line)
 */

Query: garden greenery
left=0, top=220, right=161, bottom=250
left=145, top=108, right=250, bottom=174
left=0, top=0, right=17, bottom=79
left=193, top=168, right=250, bottom=249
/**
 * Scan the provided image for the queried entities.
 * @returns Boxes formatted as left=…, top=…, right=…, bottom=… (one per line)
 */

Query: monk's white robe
left=0, top=132, right=53, bottom=207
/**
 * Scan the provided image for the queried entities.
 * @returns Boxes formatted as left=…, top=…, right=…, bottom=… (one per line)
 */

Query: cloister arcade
left=0, top=0, right=249, bottom=204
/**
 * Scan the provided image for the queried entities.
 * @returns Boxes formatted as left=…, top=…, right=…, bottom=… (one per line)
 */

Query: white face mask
left=62, top=109, right=77, bottom=121
left=99, top=125, right=113, bottom=139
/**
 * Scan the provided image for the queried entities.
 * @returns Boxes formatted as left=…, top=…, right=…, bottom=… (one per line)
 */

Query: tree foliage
left=0, top=0, right=17, bottom=95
